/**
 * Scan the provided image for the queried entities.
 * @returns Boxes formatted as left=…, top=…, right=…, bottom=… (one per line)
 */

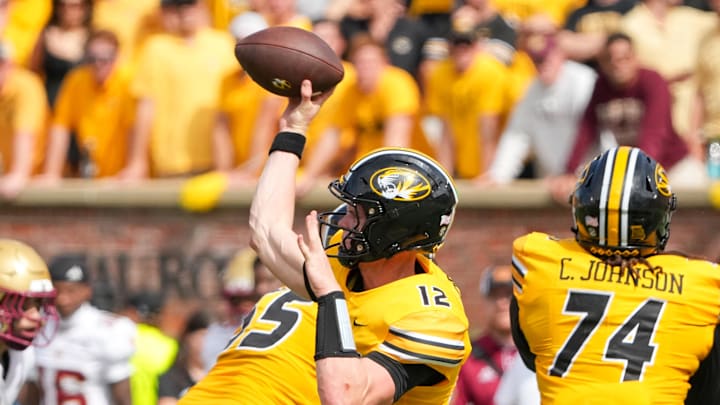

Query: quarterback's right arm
left=250, top=80, right=335, bottom=299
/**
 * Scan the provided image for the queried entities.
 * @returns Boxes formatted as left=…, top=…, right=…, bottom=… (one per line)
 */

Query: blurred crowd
left=1, top=0, right=720, bottom=204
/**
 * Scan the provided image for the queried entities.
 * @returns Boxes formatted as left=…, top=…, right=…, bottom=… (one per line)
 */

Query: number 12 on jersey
left=551, top=290, right=666, bottom=382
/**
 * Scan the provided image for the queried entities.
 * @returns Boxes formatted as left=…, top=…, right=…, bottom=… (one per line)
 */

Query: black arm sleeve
left=366, top=351, right=445, bottom=402
left=510, top=295, right=536, bottom=372
left=685, top=323, right=720, bottom=405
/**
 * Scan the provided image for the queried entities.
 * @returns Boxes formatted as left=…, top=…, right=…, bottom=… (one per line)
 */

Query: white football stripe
left=620, top=148, right=639, bottom=246
left=599, top=147, right=617, bottom=246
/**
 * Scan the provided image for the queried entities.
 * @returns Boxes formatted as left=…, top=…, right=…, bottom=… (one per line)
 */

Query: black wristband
left=269, top=131, right=306, bottom=159
left=315, top=291, right=361, bottom=361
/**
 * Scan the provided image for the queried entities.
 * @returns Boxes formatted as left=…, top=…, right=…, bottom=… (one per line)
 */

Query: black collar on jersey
left=347, top=260, right=426, bottom=292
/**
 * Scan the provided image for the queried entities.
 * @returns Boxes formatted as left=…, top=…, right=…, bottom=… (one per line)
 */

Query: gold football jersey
left=179, top=288, right=318, bottom=404
left=331, top=253, right=471, bottom=404
left=512, top=232, right=720, bottom=404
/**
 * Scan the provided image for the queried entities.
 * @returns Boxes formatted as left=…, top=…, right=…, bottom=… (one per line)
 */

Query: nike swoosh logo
left=353, top=319, right=368, bottom=327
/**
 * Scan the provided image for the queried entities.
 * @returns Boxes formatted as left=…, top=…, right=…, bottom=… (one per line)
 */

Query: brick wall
left=2, top=203, right=718, bottom=338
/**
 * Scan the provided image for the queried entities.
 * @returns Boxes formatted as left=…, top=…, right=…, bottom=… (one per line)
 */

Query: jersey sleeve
left=511, top=233, right=532, bottom=296
left=510, top=232, right=545, bottom=370
left=101, top=315, right=137, bottom=383
left=378, top=310, right=467, bottom=370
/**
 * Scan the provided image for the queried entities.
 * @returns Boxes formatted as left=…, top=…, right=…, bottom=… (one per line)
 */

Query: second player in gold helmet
left=570, top=146, right=677, bottom=258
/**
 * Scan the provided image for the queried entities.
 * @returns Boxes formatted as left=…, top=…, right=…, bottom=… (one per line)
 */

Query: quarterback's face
left=337, top=204, right=367, bottom=250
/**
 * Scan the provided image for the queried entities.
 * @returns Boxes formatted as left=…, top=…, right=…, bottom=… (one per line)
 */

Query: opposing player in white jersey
left=0, top=239, right=57, bottom=405
left=25, top=255, right=136, bottom=405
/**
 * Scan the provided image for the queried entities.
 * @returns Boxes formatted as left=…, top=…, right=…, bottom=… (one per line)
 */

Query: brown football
left=234, top=26, right=344, bottom=97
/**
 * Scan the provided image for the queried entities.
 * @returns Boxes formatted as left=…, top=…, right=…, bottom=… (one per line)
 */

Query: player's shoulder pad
left=512, top=231, right=555, bottom=248
left=512, top=232, right=564, bottom=292
left=379, top=310, right=469, bottom=369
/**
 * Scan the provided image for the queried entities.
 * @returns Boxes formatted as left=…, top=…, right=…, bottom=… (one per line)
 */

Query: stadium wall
left=3, top=179, right=718, bottom=337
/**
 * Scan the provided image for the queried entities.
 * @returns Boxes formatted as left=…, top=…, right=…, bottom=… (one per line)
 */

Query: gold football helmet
left=0, top=239, right=57, bottom=350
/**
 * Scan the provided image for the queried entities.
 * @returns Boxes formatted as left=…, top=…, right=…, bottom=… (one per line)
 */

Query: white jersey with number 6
left=32, top=303, right=136, bottom=405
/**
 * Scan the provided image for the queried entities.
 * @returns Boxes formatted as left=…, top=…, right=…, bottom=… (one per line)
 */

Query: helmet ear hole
left=645, top=175, right=654, bottom=192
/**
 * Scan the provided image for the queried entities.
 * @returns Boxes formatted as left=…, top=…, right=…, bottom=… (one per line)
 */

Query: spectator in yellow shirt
left=425, top=25, right=510, bottom=179
left=212, top=11, right=283, bottom=181
left=492, top=0, right=582, bottom=27
left=180, top=14, right=349, bottom=211
left=1, top=0, right=52, bottom=67
left=39, top=30, right=134, bottom=181
left=299, top=18, right=357, bottom=182
left=119, top=0, right=236, bottom=179
left=0, top=40, right=48, bottom=199
left=92, top=0, right=161, bottom=66
left=298, top=34, right=434, bottom=192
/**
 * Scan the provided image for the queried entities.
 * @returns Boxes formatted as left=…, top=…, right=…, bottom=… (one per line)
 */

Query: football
left=234, top=26, right=345, bottom=97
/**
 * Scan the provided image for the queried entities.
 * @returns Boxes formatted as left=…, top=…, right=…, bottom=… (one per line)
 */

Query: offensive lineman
left=511, top=146, right=720, bottom=404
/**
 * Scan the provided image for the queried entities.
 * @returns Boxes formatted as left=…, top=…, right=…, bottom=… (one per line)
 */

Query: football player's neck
left=358, top=251, right=417, bottom=289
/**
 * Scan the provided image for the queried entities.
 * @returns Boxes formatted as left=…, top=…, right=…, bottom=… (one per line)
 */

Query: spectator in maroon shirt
left=549, top=32, right=705, bottom=203
left=452, top=266, right=518, bottom=405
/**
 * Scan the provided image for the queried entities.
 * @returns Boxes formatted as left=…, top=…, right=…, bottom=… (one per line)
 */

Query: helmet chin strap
left=4, top=336, right=31, bottom=351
